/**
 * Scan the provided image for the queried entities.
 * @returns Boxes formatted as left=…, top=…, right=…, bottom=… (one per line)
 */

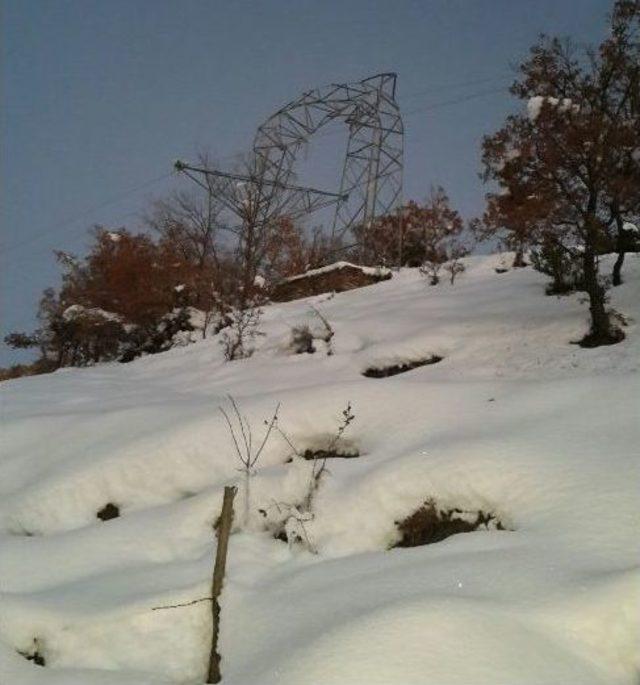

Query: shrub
left=120, top=307, right=196, bottom=362
left=289, top=325, right=315, bottom=354
left=530, top=241, right=584, bottom=295
left=220, top=302, right=264, bottom=361
left=0, top=358, right=58, bottom=382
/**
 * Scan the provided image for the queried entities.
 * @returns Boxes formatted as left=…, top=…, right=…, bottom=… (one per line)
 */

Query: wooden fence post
left=207, top=485, right=236, bottom=684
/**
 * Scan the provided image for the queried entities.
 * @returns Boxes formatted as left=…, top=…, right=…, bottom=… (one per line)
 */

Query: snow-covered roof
left=284, top=261, right=391, bottom=283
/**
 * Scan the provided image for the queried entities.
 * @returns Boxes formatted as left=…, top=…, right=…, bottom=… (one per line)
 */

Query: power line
left=400, top=73, right=511, bottom=100
left=4, top=171, right=173, bottom=255
left=309, top=84, right=509, bottom=144
left=404, top=85, right=509, bottom=116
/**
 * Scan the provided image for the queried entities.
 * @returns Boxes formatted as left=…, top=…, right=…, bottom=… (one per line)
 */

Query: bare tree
left=444, top=243, right=468, bottom=284
left=219, top=397, right=279, bottom=526
left=147, top=153, right=224, bottom=270
left=146, top=151, right=229, bottom=317
left=219, top=155, right=302, bottom=305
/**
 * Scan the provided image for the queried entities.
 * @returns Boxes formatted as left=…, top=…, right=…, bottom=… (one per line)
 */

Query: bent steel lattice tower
left=252, top=72, right=403, bottom=244
left=176, top=74, right=403, bottom=255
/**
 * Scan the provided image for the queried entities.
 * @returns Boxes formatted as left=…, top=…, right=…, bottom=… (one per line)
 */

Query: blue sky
left=1, top=0, right=612, bottom=365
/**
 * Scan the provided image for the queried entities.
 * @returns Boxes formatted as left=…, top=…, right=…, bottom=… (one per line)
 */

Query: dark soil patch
left=273, top=529, right=288, bottom=543
left=577, top=327, right=625, bottom=348
left=393, top=499, right=505, bottom=548
left=19, top=641, right=45, bottom=666
left=97, top=502, right=120, bottom=521
left=301, top=448, right=360, bottom=461
left=363, top=355, right=443, bottom=378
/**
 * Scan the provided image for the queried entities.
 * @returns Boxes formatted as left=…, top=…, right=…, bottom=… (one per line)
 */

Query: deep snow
left=1, top=254, right=639, bottom=685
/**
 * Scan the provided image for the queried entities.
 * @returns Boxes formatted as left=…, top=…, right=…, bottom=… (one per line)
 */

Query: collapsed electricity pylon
left=175, top=72, right=403, bottom=253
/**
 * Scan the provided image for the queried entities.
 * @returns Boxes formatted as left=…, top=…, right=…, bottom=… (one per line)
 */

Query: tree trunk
left=581, top=247, right=612, bottom=345
left=242, top=469, right=250, bottom=527
left=240, top=223, right=256, bottom=309
left=512, top=248, right=527, bottom=268
left=612, top=214, right=626, bottom=287
left=397, top=207, right=404, bottom=268
left=612, top=250, right=625, bottom=286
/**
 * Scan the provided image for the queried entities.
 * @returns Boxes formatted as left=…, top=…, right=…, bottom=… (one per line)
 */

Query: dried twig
left=152, top=596, right=213, bottom=611
left=309, top=306, right=335, bottom=354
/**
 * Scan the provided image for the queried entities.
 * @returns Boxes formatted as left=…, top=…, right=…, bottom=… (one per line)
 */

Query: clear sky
left=1, top=0, right=612, bottom=366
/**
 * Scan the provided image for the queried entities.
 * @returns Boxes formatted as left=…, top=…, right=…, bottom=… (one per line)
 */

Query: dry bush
left=289, top=325, right=315, bottom=354
left=220, top=302, right=264, bottom=361
left=393, top=498, right=505, bottom=548
left=288, top=307, right=334, bottom=356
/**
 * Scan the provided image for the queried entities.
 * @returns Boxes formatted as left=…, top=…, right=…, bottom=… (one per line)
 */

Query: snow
left=622, top=221, right=638, bottom=233
left=283, top=261, right=390, bottom=283
left=527, top=96, right=580, bottom=121
left=1, top=253, right=639, bottom=685
left=527, top=96, right=547, bottom=120
left=62, top=305, right=123, bottom=323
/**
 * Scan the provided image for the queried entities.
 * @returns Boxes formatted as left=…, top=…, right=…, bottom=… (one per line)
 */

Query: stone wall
left=271, top=263, right=392, bottom=302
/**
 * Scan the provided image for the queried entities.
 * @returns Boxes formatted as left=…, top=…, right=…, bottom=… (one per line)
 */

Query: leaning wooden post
left=207, top=485, right=236, bottom=684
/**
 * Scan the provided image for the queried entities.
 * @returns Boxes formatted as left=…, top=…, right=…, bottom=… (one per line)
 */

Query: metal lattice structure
left=176, top=73, right=403, bottom=251
left=253, top=72, right=403, bottom=242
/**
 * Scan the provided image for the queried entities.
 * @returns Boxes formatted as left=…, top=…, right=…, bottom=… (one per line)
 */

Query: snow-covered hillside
left=1, top=254, right=639, bottom=685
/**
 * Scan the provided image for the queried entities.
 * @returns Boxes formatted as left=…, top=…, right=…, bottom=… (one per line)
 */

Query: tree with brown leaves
left=480, top=0, right=639, bottom=346
left=358, top=187, right=466, bottom=268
